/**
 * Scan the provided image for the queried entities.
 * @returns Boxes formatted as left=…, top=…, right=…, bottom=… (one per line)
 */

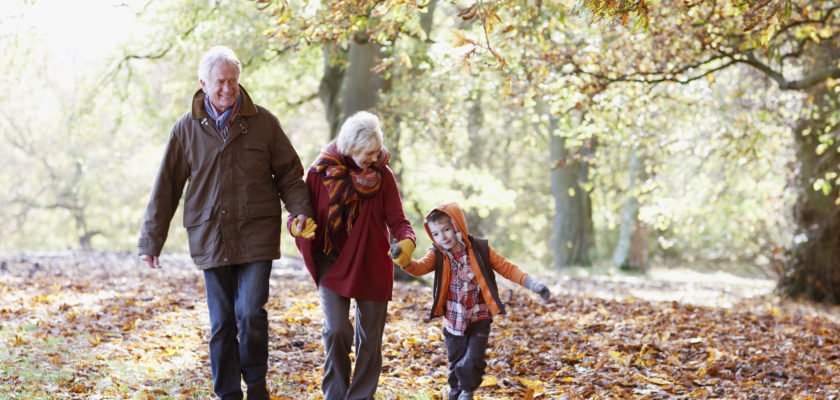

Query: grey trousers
left=318, top=284, right=388, bottom=400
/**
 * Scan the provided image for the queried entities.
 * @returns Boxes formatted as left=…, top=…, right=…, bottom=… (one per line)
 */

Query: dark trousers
left=203, top=261, right=272, bottom=400
left=444, top=319, right=492, bottom=399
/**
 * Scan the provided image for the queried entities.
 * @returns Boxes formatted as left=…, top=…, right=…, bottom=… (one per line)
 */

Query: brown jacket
left=138, top=87, right=312, bottom=269
left=402, top=202, right=528, bottom=317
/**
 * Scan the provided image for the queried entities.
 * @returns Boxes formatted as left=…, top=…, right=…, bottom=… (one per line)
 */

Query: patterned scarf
left=311, top=141, right=390, bottom=254
left=203, top=95, right=242, bottom=138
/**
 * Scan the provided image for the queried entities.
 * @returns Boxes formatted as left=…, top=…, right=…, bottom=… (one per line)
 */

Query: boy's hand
left=290, top=216, right=317, bottom=239
left=391, top=238, right=415, bottom=268
left=524, top=276, right=551, bottom=301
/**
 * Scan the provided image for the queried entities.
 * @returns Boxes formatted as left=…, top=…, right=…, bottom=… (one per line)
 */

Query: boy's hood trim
left=424, top=202, right=471, bottom=253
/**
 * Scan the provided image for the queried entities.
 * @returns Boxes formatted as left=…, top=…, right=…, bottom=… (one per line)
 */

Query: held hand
left=391, top=238, right=415, bottom=268
left=291, top=215, right=317, bottom=239
left=141, top=255, right=161, bottom=269
left=524, top=276, right=551, bottom=301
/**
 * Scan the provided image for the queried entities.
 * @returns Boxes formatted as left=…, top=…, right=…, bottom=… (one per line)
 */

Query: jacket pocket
left=183, top=207, right=213, bottom=258
left=242, top=201, right=282, bottom=249
left=239, top=141, right=270, bottom=177
left=183, top=207, right=212, bottom=228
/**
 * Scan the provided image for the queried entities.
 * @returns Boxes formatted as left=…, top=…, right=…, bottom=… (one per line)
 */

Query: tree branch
left=740, top=51, right=840, bottom=90
left=572, top=57, right=740, bottom=86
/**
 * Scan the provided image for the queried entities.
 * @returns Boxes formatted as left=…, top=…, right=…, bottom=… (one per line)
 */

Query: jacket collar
left=191, top=85, right=258, bottom=120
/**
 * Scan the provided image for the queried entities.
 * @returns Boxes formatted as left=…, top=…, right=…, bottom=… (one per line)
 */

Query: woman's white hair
left=337, top=111, right=384, bottom=155
left=198, top=46, right=242, bottom=83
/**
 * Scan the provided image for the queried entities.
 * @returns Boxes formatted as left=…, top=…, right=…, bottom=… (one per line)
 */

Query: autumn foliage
left=0, top=252, right=836, bottom=399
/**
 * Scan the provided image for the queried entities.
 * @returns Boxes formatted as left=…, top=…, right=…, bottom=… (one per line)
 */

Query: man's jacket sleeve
left=138, top=129, right=191, bottom=256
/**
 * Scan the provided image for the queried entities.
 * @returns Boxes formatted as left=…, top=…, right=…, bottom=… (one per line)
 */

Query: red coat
left=294, top=157, right=414, bottom=302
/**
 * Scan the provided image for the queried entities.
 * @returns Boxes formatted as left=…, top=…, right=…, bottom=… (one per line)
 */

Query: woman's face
left=351, top=145, right=380, bottom=169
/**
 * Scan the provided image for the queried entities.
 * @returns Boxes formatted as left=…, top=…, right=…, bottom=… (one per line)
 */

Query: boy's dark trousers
left=443, top=319, right=492, bottom=399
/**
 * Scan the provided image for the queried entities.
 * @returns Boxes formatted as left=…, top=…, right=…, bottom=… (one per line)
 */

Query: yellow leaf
left=517, top=377, right=544, bottom=389
left=480, top=376, right=498, bottom=387
left=452, top=29, right=475, bottom=48
left=399, top=52, right=412, bottom=69
left=641, top=373, right=672, bottom=386
left=503, top=76, right=512, bottom=98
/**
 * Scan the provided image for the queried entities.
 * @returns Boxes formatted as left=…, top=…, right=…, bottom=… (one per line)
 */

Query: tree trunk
left=550, top=110, right=594, bottom=268
left=784, top=94, right=840, bottom=301
left=340, top=33, right=382, bottom=119
left=778, top=37, right=840, bottom=303
left=613, top=145, right=647, bottom=270
left=318, top=45, right=345, bottom=139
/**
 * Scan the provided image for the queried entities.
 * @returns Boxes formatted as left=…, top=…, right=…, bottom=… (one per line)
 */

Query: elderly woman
left=292, top=111, right=415, bottom=400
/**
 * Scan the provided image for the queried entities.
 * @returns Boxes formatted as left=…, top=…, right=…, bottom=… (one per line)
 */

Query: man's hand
left=391, top=238, right=415, bottom=268
left=141, top=255, right=161, bottom=269
left=524, top=276, right=550, bottom=301
left=290, top=215, right=317, bottom=239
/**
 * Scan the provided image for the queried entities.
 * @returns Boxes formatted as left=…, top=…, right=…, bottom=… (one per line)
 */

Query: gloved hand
left=290, top=216, right=317, bottom=239
left=391, top=238, right=415, bottom=268
left=524, top=276, right=551, bottom=301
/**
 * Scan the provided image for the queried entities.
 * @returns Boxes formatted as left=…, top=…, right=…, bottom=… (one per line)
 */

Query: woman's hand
left=290, top=215, right=317, bottom=239
left=391, top=238, right=415, bottom=267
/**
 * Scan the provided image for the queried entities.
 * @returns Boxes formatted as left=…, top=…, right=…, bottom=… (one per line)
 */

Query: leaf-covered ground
left=0, top=252, right=837, bottom=399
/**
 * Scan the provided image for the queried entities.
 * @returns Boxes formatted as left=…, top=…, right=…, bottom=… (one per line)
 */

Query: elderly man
left=138, top=45, right=316, bottom=400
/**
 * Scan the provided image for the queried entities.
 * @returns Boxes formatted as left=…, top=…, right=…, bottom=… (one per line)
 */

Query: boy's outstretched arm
left=488, top=246, right=551, bottom=301
left=399, top=248, right=437, bottom=277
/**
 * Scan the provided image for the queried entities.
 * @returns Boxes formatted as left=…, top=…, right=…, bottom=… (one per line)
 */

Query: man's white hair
left=198, top=46, right=242, bottom=83
left=337, top=111, right=384, bottom=156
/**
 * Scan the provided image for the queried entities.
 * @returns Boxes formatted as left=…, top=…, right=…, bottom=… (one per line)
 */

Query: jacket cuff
left=138, top=237, right=162, bottom=256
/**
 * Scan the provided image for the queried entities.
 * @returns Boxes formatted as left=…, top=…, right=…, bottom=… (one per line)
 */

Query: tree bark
left=340, top=33, right=382, bottom=119
left=550, top=110, right=594, bottom=268
left=318, top=45, right=345, bottom=139
left=778, top=36, right=840, bottom=303
left=613, top=145, right=647, bottom=270
left=783, top=38, right=840, bottom=302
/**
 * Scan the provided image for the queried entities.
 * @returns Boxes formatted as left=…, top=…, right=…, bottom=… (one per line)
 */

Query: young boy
left=397, top=202, right=551, bottom=400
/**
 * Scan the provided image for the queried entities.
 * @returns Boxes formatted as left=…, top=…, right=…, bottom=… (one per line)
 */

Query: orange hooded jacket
left=402, top=202, right=530, bottom=318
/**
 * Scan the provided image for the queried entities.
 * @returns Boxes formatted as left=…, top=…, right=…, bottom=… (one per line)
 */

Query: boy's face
left=428, top=217, right=463, bottom=252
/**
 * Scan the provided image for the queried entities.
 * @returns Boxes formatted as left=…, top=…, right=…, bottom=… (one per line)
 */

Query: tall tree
left=571, top=0, right=839, bottom=302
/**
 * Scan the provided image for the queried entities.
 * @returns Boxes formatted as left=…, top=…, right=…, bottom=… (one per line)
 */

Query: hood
left=423, top=202, right=471, bottom=253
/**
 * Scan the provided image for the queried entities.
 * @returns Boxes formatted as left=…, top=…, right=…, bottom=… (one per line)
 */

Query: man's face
left=428, top=217, right=463, bottom=252
left=200, top=61, right=240, bottom=112
left=351, top=145, right=380, bottom=170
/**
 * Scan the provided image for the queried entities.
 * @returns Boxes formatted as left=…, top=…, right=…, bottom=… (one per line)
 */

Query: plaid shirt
left=443, top=248, right=491, bottom=336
